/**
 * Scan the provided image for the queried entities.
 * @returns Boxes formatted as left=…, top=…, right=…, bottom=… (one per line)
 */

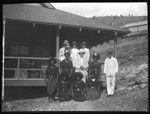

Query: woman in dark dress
left=88, top=53, right=103, bottom=91
left=59, top=51, right=73, bottom=80
left=59, top=52, right=73, bottom=101
left=85, top=53, right=102, bottom=100
left=71, top=72, right=86, bottom=102
left=59, top=72, right=72, bottom=102
left=45, top=58, right=59, bottom=102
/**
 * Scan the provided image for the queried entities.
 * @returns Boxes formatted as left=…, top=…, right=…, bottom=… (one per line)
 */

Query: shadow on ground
left=4, top=86, right=47, bottom=101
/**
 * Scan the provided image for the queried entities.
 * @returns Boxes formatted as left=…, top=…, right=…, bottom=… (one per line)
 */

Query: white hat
left=78, top=50, right=85, bottom=55
left=63, top=40, right=69, bottom=45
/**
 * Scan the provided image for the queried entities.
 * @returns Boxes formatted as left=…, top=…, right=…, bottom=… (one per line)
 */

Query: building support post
left=2, top=19, right=6, bottom=101
left=56, top=27, right=60, bottom=60
left=114, top=31, right=118, bottom=58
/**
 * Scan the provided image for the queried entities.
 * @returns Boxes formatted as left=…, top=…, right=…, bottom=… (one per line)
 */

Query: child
left=59, top=72, right=72, bottom=102
left=45, top=58, right=59, bottom=102
left=71, top=72, right=86, bottom=102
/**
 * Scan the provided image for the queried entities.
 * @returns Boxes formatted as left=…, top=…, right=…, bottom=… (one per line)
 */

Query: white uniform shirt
left=75, top=54, right=89, bottom=70
left=70, top=48, right=79, bottom=67
left=58, top=47, right=65, bottom=61
left=104, top=56, right=119, bottom=76
left=79, top=48, right=90, bottom=63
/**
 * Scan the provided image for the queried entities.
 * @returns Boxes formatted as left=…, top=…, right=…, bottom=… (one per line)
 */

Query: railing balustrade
left=4, top=56, right=51, bottom=79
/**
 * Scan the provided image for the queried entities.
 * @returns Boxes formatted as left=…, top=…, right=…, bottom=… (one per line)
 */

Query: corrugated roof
left=122, top=20, right=148, bottom=28
left=39, top=3, right=55, bottom=9
left=126, top=30, right=147, bottom=36
left=19, top=3, right=55, bottom=9
left=3, top=4, right=128, bottom=33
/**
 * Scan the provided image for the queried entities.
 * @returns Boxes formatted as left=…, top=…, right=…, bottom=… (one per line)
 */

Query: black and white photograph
left=2, top=2, right=148, bottom=111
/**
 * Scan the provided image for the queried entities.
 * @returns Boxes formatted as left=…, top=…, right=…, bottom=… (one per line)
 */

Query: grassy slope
left=90, top=16, right=147, bottom=27
left=90, top=35, right=148, bottom=83
left=90, top=35, right=148, bottom=64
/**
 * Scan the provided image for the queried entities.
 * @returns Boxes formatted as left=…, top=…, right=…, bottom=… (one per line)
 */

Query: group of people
left=45, top=40, right=119, bottom=102
left=59, top=40, right=90, bottom=83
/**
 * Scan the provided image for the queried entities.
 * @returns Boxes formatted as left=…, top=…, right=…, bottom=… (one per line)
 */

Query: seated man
left=71, top=72, right=86, bottom=102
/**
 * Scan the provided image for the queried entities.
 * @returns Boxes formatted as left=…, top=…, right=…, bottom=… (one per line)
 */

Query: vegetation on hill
left=90, top=35, right=148, bottom=92
left=90, top=15, right=147, bottom=27
left=90, top=35, right=148, bottom=63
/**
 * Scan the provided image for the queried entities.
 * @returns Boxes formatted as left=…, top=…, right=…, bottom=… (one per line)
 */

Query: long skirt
left=85, top=87, right=100, bottom=101
left=47, top=76, right=58, bottom=96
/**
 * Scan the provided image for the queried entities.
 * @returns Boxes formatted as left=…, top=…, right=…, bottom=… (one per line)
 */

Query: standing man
left=70, top=41, right=79, bottom=69
left=104, top=51, right=119, bottom=96
left=58, top=40, right=69, bottom=62
left=79, top=42, right=90, bottom=64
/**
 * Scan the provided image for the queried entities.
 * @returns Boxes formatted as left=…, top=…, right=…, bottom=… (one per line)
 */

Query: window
left=10, top=45, right=28, bottom=56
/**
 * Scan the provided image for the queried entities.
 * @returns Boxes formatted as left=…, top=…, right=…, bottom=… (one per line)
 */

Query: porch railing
left=4, top=56, right=50, bottom=79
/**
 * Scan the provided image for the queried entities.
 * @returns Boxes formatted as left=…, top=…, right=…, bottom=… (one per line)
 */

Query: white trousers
left=106, top=74, right=116, bottom=95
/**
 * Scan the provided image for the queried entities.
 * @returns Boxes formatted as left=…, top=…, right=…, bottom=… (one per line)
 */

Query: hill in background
left=90, top=15, right=147, bottom=27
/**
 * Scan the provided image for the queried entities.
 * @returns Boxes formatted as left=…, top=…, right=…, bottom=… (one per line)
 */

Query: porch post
left=56, top=27, right=60, bottom=59
left=2, top=19, right=6, bottom=101
left=114, top=31, right=118, bottom=58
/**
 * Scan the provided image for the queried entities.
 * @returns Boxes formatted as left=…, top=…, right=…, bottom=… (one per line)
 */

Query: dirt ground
left=2, top=87, right=148, bottom=111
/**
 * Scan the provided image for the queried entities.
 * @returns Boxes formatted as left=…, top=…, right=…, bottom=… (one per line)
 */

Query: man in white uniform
left=104, top=51, right=119, bottom=96
left=70, top=41, right=79, bottom=68
left=58, top=40, right=69, bottom=62
left=79, top=42, right=90, bottom=65
left=75, top=50, right=89, bottom=83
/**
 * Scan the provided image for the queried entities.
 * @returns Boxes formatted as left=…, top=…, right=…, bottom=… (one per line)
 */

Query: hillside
left=90, top=35, right=148, bottom=63
left=90, top=15, right=147, bottom=27
left=2, top=35, right=148, bottom=111
left=2, top=31, right=148, bottom=112
left=90, top=35, right=148, bottom=89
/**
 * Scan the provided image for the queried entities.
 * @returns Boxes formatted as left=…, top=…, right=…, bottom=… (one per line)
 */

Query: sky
left=51, top=2, right=147, bottom=18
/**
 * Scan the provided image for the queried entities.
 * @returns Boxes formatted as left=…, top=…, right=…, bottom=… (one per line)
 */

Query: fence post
left=56, top=26, right=60, bottom=59
left=2, top=19, right=6, bottom=101
left=17, top=58, right=20, bottom=79
left=114, top=31, right=118, bottom=58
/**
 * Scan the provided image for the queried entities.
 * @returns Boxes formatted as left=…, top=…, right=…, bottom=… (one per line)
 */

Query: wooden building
left=2, top=3, right=129, bottom=88
left=121, top=20, right=147, bottom=37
